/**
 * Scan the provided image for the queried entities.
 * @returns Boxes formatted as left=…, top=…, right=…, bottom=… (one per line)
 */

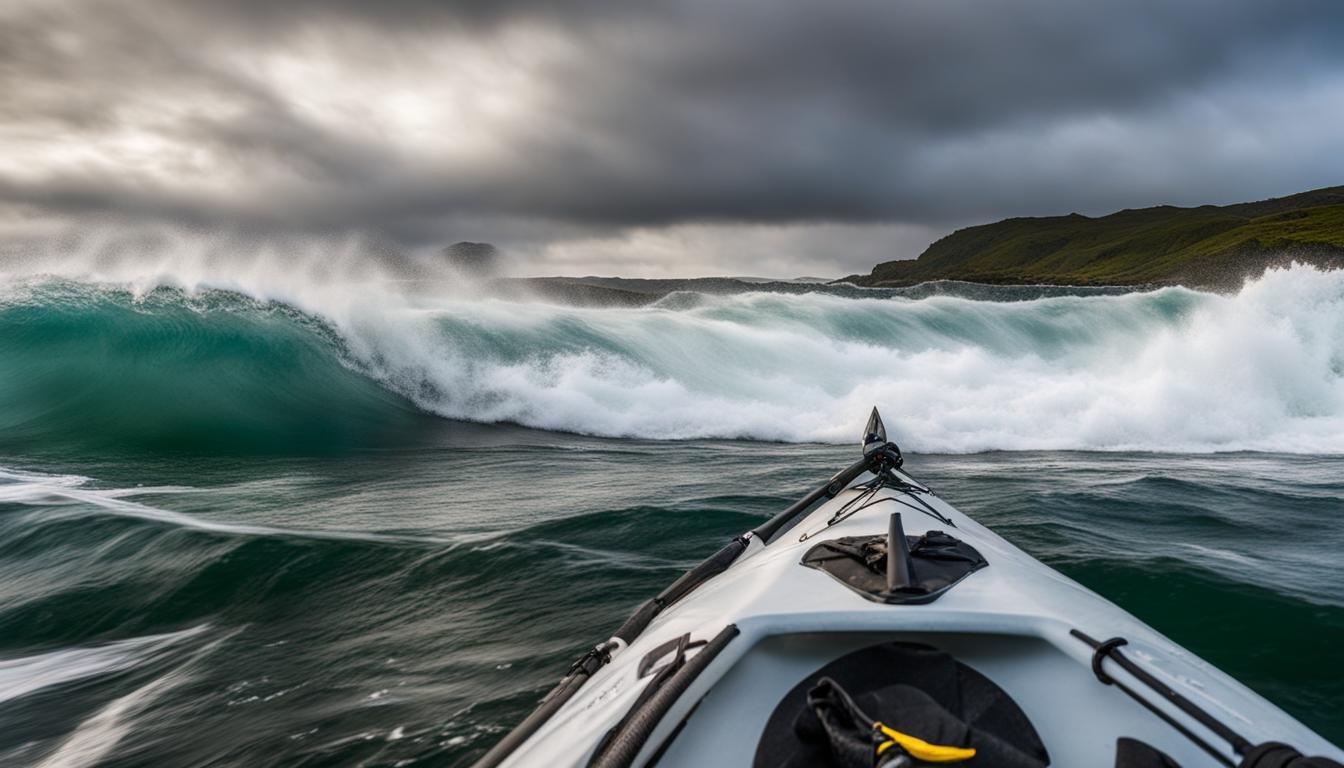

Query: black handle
left=886, top=512, right=915, bottom=591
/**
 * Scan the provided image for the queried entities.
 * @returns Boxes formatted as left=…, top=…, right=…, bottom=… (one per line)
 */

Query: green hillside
left=851, top=187, right=1344, bottom=288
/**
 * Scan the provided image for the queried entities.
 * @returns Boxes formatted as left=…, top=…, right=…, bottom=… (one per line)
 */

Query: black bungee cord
left=798, top=465, right=953, bottom=541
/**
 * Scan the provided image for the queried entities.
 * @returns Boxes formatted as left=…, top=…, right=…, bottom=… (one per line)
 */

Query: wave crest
left=3, top=264, right=1343, bottom=453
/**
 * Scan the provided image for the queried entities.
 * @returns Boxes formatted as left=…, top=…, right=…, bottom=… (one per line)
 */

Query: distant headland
left=845, top=186, right=1344, bottom=289
left=440, top=186, right=1344, bottom=303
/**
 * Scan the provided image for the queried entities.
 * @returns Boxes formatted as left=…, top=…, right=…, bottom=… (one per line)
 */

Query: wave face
left=3, top=263, right=1344, bottom=453
left=0, top=283, right=426, bottom=453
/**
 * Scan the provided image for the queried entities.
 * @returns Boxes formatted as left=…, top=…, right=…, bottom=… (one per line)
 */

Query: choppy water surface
left=1, top=263, right=1342, bottom=765
left=2, top=447, right=1340, bottom=766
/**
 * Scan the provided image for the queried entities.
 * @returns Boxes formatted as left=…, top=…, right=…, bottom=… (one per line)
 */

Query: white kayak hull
left=480, top=463, right=1342, bottom=768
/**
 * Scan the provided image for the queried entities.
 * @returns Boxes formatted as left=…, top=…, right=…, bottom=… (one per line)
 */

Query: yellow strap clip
left=874, top=721, right=977, bottom=763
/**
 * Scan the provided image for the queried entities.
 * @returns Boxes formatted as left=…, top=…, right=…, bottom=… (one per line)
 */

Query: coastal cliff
left=848, top=186, right=1344, bottom=288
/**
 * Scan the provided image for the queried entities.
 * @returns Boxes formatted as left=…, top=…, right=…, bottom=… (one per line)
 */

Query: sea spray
left=4, top=243, right=1343, bottom=767
left=1, top=263, right=1342, bottom=453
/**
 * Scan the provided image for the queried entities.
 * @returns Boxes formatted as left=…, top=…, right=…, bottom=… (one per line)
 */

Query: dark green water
left=1, top=444, right=1341, bottom=766
left=2, top=271, right=1342, bottom=765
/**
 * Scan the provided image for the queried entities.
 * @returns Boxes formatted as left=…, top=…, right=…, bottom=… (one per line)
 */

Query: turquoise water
left=1, top=270, right=1341, bottom=765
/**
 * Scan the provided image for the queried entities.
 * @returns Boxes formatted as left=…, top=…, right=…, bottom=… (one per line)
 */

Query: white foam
left=0, top=468, right=452, bottom=543
left=6, top=237, right=1344, bottom=453
left=0, top=474, right=287, bottom=536
left=338, top=263, right=1344, bottom=452
left=30, top=630, right=234, bottom=768
left=0, top=625, right=208, bottom=705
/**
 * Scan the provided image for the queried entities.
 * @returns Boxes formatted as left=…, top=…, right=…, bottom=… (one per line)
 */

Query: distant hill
left=847, top=186, right=1344, bottom=288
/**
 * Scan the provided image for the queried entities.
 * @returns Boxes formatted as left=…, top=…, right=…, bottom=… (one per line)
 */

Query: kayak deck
left=492, top=469, right=1342, bottom=767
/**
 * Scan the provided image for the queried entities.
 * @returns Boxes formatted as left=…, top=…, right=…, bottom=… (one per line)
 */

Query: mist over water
left=3, top=253, right=1344, bottom=453
left=1, top=247, right=1342, bottom=765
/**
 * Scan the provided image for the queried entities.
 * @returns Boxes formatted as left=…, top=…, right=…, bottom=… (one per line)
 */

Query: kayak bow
left=475, top=409, right=1342, bottom=768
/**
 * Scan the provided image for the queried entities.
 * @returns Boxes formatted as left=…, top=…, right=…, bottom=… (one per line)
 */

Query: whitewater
left=4, top=244, right=1344, bottom=766
left=3, top=252, right=1343, bottom=453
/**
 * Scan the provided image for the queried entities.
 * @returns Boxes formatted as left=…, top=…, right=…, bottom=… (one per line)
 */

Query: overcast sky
left=3, top=0, right=1344, bottom=277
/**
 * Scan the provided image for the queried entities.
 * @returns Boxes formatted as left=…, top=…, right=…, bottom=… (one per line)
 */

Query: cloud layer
left=3, top=0, right=1343, bottom=276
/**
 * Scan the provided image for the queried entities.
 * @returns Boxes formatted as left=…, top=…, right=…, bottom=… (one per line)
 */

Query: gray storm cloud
left=2, top=0, right=1343, bottom=276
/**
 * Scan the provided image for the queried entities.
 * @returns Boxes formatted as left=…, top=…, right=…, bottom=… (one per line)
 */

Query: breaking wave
left=2, top=263, right=1343, bottom=453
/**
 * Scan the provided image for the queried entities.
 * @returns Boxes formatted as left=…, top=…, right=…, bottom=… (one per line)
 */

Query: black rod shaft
left=1072, top=630, right=1251, bottom=756
left=1106, top=675, right=1235, bottom=767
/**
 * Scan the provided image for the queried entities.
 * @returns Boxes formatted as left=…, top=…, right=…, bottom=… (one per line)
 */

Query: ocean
left=1, top=264, right=1342, bottom=765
